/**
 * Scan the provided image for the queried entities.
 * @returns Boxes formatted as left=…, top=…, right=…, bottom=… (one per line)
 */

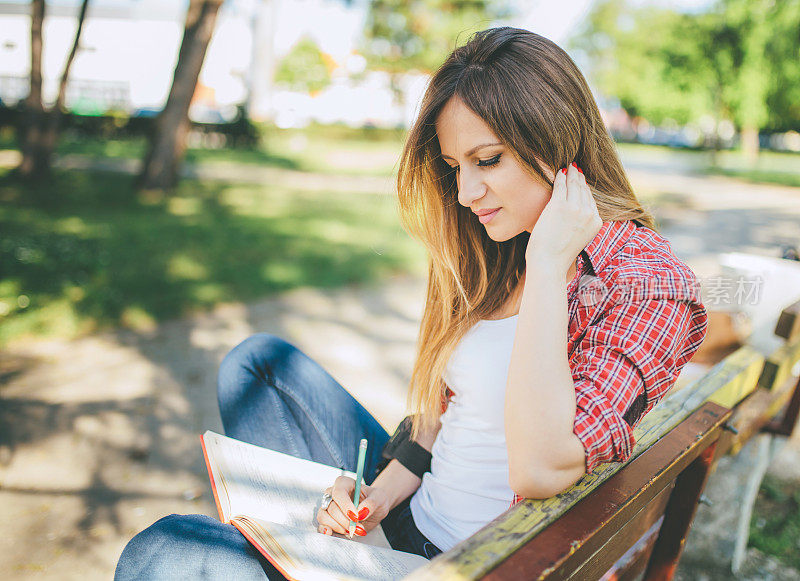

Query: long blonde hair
left=396, top=27, right=655, bottom=438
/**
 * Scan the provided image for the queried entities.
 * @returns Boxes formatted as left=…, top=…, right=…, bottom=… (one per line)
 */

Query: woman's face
left=435, top=96, right=554, bottom=242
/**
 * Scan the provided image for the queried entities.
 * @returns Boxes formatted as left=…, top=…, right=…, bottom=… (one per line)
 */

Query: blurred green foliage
left=275, top=36, right=333, bottom=94
left=362, top=0, right=512, bottom=74
left=360, top=0, right=516, bottom=102
left=573, top=0, right=800, bottom=132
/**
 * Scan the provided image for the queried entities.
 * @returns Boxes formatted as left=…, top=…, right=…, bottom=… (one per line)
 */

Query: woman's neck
left=486, top=261, right=578, bottom=320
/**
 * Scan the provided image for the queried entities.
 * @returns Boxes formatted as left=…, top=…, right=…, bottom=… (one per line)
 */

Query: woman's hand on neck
left=525, top=164, right=602, bottom=273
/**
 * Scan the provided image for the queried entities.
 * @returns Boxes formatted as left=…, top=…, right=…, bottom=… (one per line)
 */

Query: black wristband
left=393, top=439, right=432, bottom=479
left=375, top=415, right=433, bottom=479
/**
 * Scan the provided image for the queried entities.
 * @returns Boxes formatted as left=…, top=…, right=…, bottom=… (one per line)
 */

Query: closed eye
left=477, top=154, right=501, bottom=167
left=443, top=153, right=502, bottom=173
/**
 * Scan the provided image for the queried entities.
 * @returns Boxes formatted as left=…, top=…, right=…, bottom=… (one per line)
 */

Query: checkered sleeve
left=570, top=298, right=699, bottom=473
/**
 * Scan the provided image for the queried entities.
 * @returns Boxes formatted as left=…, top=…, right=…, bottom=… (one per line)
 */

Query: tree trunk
left=741, top=125, right=760, bottom=167
left=17, top=0, right=46, bottom=179
left=137, top=0, right=224, bottom=191
left=17, top=0, right=90, bottom=180
left=247, top=0, right=277, bottom=122
left=734, top=1, right=769, bottom=169
left=39, top=0, right=90, bottom=167
left=709, top=86, right=722, bottom=169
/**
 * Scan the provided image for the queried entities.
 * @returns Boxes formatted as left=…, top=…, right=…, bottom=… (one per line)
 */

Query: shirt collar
left=578, top=220, right=639, bottom=276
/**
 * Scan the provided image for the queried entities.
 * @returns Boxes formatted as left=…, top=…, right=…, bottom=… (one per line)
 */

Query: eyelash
left=447, top=153, right=502, bottom=173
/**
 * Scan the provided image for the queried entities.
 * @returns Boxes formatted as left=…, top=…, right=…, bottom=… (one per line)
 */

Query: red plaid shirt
left=504, top=219, right=708, bottom=506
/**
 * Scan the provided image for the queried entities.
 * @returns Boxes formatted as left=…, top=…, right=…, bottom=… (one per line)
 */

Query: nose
left=456, top=167, right=486, bottom=208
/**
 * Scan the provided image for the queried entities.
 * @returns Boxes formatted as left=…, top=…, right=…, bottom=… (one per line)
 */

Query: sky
left=517, top=0, right=714, bottom=44
left=2, top=0, right=719, bottom=58
left=268, top=0, right=717, bottom=59
left=0, top=0, right=719, bottom=121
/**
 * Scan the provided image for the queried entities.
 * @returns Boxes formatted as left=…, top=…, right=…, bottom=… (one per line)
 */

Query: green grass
left=0, top=123, right=405, bottom=177
left=706, top=168, right=800, bottom=188
left=45, top=135, right=305, bottom=171
left=750, top=475, right=800, bottom=570
left=0, top=168, right=425, bottom=346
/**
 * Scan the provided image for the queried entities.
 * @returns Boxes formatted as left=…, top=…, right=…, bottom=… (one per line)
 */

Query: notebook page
left=204, top=431, right=391, bottom=549
left=237, top=516, right=429, bottom=581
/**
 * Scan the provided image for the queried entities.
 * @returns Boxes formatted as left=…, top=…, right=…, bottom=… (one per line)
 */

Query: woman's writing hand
left=316, top=475, right=392, bottom=538
left=526, top=163, right=602, bottom=272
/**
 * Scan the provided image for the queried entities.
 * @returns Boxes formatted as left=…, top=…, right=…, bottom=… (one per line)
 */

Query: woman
left=115, top=27, right=707, bottom=579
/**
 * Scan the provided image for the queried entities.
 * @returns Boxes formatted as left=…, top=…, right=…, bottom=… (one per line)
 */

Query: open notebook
left=200, top=431, right=430, bottom=581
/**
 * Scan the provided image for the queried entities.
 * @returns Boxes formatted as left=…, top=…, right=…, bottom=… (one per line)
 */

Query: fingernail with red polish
left=357, top=507, right=370, bottom=520
left=355, top=526, right=367, bottom=536
left=561, top=168, right=567, bottom=175
left=577, top=166, right=583, bottom=174
left=346, top=510, right=358, bottom=521
left=571, top=162, right=577, bottom=168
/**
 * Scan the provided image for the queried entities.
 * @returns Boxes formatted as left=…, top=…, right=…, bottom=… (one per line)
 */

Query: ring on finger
left=321, top=491, right=333, bottom=511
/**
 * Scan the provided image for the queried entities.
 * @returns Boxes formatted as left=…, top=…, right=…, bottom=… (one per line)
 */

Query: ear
left=531, top=155, right=556, bottom=185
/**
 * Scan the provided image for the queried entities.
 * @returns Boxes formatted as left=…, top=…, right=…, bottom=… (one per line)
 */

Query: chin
left=485, top=227, right=516, bottom=243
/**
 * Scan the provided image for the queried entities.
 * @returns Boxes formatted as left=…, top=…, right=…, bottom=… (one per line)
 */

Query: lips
left=473, top=208, right=500, bottom=216
left=477, top=208, right=500, bottom=224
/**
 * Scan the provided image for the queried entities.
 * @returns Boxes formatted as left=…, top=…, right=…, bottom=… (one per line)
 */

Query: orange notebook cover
left=199, top=431, right=429, bottom=581
left=201, top=434, right=298, bottom=580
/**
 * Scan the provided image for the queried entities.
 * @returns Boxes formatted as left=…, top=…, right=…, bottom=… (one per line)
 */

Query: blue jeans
left=115, top=333, right=442, bottom=580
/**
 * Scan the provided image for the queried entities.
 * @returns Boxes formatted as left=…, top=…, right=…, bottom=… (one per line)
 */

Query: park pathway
left=1, top=154, right=799, bottom=579
left=0, top=273, right=426, bottom=578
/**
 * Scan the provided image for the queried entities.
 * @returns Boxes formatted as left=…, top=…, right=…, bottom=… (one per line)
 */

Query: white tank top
left=409, top=314, right=518, bottom=551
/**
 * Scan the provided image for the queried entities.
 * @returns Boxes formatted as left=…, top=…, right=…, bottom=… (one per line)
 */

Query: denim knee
left=217, top=333, right=291, bottom=409
left=115, top=514, right=267, bottom=581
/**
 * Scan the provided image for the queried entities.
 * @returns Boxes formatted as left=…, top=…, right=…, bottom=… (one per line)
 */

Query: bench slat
left=481, top=402, right=729, bottom=581
left=727, top=373, right=799, bottom=450
left=565, top=497, right=666, bottom=581
left=408, top=388, right=742, bottom=580
left=774, top=298, right=800, bottom=342
left=756, top=337, right=800, bottom=392
left=486, top=473, right=674, bottom=581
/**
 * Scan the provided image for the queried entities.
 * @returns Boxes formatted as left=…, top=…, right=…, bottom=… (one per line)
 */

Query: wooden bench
left=408, top=298, right=800, bottom=580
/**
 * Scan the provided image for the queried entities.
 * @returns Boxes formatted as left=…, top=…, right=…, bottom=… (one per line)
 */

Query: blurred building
left=0, top=0, right=425, bottom=128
